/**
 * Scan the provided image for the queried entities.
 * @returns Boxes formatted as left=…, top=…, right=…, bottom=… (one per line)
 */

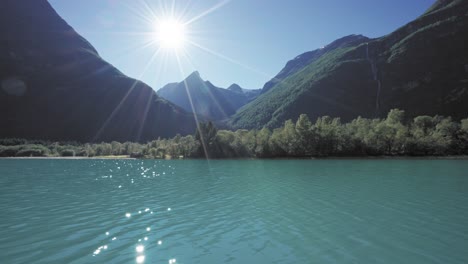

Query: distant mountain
left=231, top=0, right=468, bottom=129
left=158, top=71, right=260, bottom=120
left=228, top=84, right=262, bottom=102
left=0, top=0, right=196, bottom=142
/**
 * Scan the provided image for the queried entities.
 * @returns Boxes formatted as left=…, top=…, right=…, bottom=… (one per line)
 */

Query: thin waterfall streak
left=366, top=43, right=381, bottom=113
left=185, top=0, right=231, bottom=25
left=366, top=43, right=370, bottom=60
left=175, top=53, right=210, bottom=160
left=376, top=80, right=381, bottom=111
left=188, top=40, right=272, bottom=78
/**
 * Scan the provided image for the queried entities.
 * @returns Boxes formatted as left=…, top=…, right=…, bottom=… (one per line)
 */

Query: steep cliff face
left=0, top=0, right=196, bottom=142
left=231, top=0, right=468, bottom=129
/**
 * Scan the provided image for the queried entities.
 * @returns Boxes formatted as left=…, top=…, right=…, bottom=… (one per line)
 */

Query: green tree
left=459, top=119, right=468, bottom=153
left=374, top=109, right=408, bottom=154
left=409, top=116, right=437, bottom=155
left=295, top=114, right=313, bottom=156
left=281, top=119, right=299, bottom=155
left=432, top=117, right=458, bottom=154
left=255, top=127, right=271, bottom=157
left=216, top=130, right=238, bottom=157
left=195, top=122, right=219, bottom=158
left=111, top=141, right=122, bottom=155
left=239, top=129, right=256, bottom=156
left=314, top=116, right=343, bottom=156
left=269, top=127, right=286, bottom=157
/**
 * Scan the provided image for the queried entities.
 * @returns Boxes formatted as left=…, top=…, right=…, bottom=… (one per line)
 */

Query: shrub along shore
left=1, top=109, right=467, bottom=159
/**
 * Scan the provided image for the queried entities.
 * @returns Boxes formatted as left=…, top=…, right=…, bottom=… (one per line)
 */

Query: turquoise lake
left=0, top=159, right=467, bottom=263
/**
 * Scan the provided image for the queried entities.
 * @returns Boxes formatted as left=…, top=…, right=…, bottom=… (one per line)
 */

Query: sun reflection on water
left=136, top=255, right=145, bottom=263
left=88, top=161, right=177, bottom=262
left=136, top=244, right=144, bottom=253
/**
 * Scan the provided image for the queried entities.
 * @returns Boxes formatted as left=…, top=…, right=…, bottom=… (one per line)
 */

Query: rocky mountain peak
left=228, top=84, right=243, bottom=93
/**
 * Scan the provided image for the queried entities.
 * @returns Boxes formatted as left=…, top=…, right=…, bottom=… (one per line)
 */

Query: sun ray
left=187, top=40, right=272, bottom=79
left=93, top=47, right=162, bottom=141
left=91, top=0, right=269, bottom=143
left=152, top=18, right=187, bottom=50
left=122, top=1, right=156, bottom=24
left=179, top=0, right=195, bottom=22
left=171, top=0, right=176, bottom=17
left=140, top=0, right=158, bottom=21
left=136, top=90, right=155, bottom=141
left=178, top=49, right=230, bottom=118
left=184, top=0, right=232, bottom=25
left=174, top=53, right=210, bottom=160
left=105, top=38, right=157, bottom=60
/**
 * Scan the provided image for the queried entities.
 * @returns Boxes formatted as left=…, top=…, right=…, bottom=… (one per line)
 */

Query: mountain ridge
left=230, top=0, right=468, bottom=129
left=0, top=0, right=196, bottom=142
left=261, top=34, right=370, bottom=94
left=157, top=71, right=260, bottom=121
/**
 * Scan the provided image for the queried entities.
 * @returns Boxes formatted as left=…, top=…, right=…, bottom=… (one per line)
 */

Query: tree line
left=1, top=109, right=467, bottom=158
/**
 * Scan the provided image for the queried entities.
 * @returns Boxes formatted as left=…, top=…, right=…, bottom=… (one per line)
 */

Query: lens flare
left=153, top=18, right=186, bottom=50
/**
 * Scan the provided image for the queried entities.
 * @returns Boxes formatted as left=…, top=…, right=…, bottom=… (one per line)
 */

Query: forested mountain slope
left=231, top=0, right=468, bottom=129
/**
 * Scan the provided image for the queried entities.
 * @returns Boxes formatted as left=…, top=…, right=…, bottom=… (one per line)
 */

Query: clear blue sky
left=48, top=0, right=435, bottom=90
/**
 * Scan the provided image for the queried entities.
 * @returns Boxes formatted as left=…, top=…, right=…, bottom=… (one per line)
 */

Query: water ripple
left=0, top=159, right=467, bottom=263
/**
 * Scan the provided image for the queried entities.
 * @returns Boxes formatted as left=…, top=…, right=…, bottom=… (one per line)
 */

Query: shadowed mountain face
left=157, top=71, right=260, bottom=121
left=0, top=0, right=196, bottom=142
left=231, top=0, right=468, bottom=129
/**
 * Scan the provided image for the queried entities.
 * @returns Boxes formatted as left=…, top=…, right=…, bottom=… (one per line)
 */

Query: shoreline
left=1, top=156, right=467, bottom=160
left=0, top=156, right=136, bottom=160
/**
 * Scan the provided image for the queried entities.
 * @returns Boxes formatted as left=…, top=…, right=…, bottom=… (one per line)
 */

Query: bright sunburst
left=153, top=18, right=186, bottom=50
left=95, top=0, right=267, bottom=156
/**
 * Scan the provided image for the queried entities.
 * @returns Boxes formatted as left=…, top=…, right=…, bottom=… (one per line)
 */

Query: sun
left=153, top=18, right=187, bottom=50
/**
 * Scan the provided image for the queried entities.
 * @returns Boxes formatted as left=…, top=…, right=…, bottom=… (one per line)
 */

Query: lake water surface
left=0, top=159, right=467, bottom=264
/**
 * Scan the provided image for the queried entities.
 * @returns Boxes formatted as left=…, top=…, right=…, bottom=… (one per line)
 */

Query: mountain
left=261, top=34, right=370, bottom=94
left=231, top=0, right=468, bottom=129
left=228, top=84, right=262, bottom=102
left=157, top=71, right=260, bottom=120
left=0, top=0, right=196, bottom=142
